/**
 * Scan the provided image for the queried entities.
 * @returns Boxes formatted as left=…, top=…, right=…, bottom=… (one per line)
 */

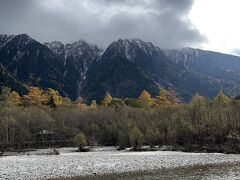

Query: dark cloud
left=0, top=0, right=206, bottom=48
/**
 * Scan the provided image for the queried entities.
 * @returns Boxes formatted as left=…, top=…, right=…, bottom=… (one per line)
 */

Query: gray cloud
left=0, top=0, right=206, bottom=49
left=230, top=49, right=240, bottom=56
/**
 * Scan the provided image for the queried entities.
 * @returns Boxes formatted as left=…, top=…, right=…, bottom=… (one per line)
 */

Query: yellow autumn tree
left=101, top=92, right=112, bottom=107
left=166, top=87, right=180, bottom=105
left=24, top=87, right=47, bottom=105
left=44, top=88, right=63, bottom=107
left=9, top=91, right=22, bottom=106
left=139, top=90, right=153, bottom=107
left=191, top=94, right=206, bottom=108
left=90, top=100, right=97, bottom=110
left=214, top=90, right=231, bottom=104
left=155, top=88, right=170, bottom=106
left=75, top=97, right=87, bottom=110
left=0, top=87, right=22, bottom=106
left=62, top=97, right=73, bottom=106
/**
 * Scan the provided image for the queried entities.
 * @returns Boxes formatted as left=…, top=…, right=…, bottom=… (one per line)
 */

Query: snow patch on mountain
left=44, top=41, right=64, bottom=58
left=163, top=48, right=203, bottom=67
left=0, top=35, right=15, bottom=49
left=44, top=39, right=103, bottom=96
left=106, top=39, right=163, bottom=62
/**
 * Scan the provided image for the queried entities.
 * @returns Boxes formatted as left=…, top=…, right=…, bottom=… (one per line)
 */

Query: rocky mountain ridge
left=1, top=34, right=240, bottom=102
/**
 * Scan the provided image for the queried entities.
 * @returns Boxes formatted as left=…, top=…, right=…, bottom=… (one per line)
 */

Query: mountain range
left=1, top=34, right=240, bottom=102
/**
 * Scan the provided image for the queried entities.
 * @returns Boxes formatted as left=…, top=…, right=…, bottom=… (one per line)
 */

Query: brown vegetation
left=0, top=86, right=240, bottom=153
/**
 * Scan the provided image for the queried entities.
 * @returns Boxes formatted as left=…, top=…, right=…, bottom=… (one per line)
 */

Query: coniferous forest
left=0, top=86, right=240, bottom=153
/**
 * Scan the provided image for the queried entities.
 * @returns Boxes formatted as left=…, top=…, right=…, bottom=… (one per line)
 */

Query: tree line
left=0, top=86, right=240, bottom=152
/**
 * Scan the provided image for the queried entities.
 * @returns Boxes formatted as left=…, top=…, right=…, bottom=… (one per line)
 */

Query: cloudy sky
left=0, top=0, right=239, bottom=54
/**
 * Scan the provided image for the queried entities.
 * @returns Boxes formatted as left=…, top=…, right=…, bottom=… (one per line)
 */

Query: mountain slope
left=0, top=34, right=66, bottom=95
left=0, top=64, right=28, bottom=95
left=97, top=39, right=237, bottom=100
left=1, top=34, right=240, bottom=102
left=102, top=39, right=182, bottom=86
left=164, top=48, right=240, bottom=79
left=164, top=48, right=240, bottom=96
left=82, top=56, right=159, bottom=102
left=45, top=40, right=102, bottom=99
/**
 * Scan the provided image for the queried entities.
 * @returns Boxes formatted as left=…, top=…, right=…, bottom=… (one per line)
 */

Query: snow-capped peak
left=106, top=38, right=162, bottom=61
left=44, top=41, right=65, bottom=57
left=45, top=41, right=64, bottom=49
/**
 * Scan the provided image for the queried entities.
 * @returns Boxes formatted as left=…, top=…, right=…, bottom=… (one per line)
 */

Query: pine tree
left=129, top=126, right=144, bottom=151
left=0, top=86, right=11, bottom=102
left=101, top=92, right=112, bottom=107
left=45, top=88, right=63, bottom=107
left=73, top=132, right=87, bottom=151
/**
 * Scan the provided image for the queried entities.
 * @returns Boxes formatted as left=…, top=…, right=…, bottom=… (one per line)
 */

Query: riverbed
left=0, top=147, right=240, bottom=179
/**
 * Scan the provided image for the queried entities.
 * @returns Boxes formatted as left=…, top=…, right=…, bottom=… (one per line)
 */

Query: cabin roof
left=37, top=130, right=56, bottom=135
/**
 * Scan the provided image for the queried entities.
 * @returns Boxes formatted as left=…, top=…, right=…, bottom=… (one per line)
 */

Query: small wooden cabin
left=36, top=130, right=56, bottom=142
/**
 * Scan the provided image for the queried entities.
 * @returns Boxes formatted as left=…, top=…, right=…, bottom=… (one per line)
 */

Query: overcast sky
left=0, top=0, right=239, bottom=54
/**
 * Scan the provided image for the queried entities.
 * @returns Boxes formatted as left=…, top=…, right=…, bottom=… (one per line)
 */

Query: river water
left=81, top=163, right=240, bottom=180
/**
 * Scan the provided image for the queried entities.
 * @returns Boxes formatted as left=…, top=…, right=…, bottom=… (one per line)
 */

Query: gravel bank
left=0, top=147, right=240, bottom=180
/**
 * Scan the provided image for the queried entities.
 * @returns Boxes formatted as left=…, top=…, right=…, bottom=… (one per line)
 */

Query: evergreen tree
left=73, top=132, right=87, bottom=151
left=129, top=126, right=144, bottom=150
left=0, top=86, right=11, bottom=102
left=45, top=88, right=63, bottom=108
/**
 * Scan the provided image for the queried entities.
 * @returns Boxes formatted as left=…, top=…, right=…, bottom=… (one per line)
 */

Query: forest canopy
left=0, top=86, right=240, bottom=153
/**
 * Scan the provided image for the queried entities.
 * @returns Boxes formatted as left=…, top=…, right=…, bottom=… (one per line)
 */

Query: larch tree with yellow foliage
left=24, top=87, right=47, bottom=106
left=44, top=88, right=63, bottom=108
left=155, top=88, right=170, bottom=107
left=0, top=87, right=22, bottom=106
left=62, top=97, right=73, bottom=106
left=214, top=90, right=231, bottom=104
left=191, top=94, right=206, bottom=108
left=90, top=100, right=97, bottom=110
left=139, top=90, right=153, bottom=107
left=75, top=97, right=88, bottom=110
left=101, top=92, right=112, bottom=107
left=166, top=87, right=180, bottom=105
left=9, top=91, right=22, bottom=106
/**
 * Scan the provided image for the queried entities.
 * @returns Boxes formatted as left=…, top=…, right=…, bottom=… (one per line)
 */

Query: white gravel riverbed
left=0, top=147, right=240, bottom=180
